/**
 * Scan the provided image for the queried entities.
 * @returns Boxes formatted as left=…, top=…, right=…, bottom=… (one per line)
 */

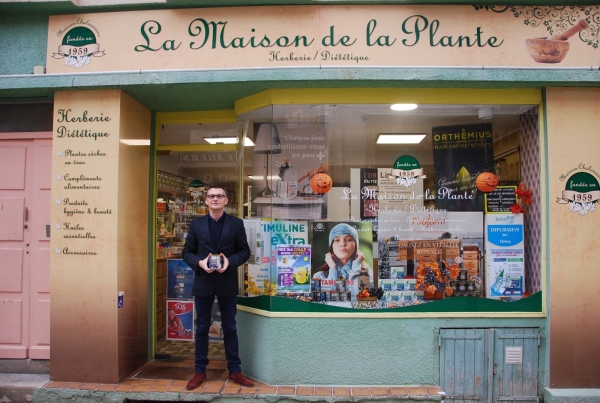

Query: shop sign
left=47, top=5, right=600, bottom=73
left=178, top=151, right=236, bottom=166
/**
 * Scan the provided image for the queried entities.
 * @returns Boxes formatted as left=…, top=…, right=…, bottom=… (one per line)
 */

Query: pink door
left=0, top=135, right=52, bottom=359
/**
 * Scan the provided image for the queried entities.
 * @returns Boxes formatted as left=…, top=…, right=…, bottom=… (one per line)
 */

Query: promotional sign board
left=166, top=300, right=194, bottom=341
left=484, top=214, right=525, bottom=299
left=276, top=244, right=311, bottom=293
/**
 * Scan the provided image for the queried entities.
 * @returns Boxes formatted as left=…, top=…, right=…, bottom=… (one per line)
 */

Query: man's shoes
left=228, top=372, right=255, bottom=387
left=186, top=372, right=207, bottom=390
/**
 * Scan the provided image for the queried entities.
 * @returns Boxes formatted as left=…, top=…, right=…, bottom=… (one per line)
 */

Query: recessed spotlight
left=390, top=104, right=418, bottom=111
left=377, top=134, right=426, bottom=144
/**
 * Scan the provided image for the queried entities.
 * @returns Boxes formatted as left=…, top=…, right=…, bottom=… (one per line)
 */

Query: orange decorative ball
left=310, top=172, right=333, bottom=194
left=475, top=172, right=499, bottom=193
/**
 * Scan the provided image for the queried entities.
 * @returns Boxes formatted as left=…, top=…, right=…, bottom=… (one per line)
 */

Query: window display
left=238, top=102, right=540, bottom=311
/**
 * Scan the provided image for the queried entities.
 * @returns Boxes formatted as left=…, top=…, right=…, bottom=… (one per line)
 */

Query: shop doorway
left=153, top=121, right=242, bottom=359
left=0, top=136, right=52, bottom=359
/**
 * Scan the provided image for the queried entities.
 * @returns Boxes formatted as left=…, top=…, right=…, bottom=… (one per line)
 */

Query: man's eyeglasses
left=206, top=194, right=227, bottom=200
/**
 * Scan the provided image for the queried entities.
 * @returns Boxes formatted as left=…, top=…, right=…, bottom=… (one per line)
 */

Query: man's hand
left=198, top=256, right=213, bottom=273
left=216, top=253, right=229, bottom=273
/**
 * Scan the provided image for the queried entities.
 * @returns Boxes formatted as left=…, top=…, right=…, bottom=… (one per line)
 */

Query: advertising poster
left=377, top=211, right=483, bottom=279
left=311, top=221, right=373, bottom=299
left=276, top=244, right=312, bottom=292
left=432, top=123, right=494, bottom=211
left=260, top=220, right=309, bottom=287
left=167, top=259, right=194, bottom=300
left=485, top=214, right=525, bottom=299
left=359, top=168, right=378, bottom=219
left=166, top=300, right=194, bottom=341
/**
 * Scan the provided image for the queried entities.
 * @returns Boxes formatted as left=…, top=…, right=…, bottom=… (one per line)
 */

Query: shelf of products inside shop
left=157, top=170, right=191, bottom=194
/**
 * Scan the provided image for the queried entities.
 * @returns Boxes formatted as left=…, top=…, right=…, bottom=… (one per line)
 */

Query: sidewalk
left=33, top=358, right=446, bottom=403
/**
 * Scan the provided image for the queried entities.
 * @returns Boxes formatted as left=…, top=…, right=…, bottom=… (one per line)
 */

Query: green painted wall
left=237, top=312, right=548, bottom=386
left=0, top=14, right=49, bottom=76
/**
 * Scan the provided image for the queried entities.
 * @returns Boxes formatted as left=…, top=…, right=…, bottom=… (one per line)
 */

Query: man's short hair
left=207, top=185, right=227, bottom=196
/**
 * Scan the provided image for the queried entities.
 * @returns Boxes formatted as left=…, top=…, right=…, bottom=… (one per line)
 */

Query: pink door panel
left=0, top=136, right=51, bottom=360
left=29, top=139, right=52, bottom=359
left=0, top=300, right=23, bottom=343
left=0, top=146, right=26, bottom=189
left=0, top=198, right=25, bottom=241
left=0, top=248, right=24, bottom=292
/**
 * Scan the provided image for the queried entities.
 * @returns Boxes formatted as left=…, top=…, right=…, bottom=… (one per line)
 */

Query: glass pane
left=239, top=102, right=539, bottom=311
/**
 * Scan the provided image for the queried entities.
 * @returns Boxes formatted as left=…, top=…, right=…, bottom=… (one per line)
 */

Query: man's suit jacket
left=182, top=213, right=250, bottom=297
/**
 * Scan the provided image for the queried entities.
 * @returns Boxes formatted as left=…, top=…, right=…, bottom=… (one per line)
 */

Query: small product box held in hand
left=208, top=254, right=223, bottom=271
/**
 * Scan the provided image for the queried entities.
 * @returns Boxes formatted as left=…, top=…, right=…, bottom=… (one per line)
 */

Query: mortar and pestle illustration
left=525, top=19, right=589, bottom=63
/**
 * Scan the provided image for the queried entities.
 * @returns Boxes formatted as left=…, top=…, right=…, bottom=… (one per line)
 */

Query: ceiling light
left=377, top=134, right=426, bottom=144
left=120, top=139, right=150, bottom=146
left=204, top=137, right=255, bottom=146
left=390, top=103, right=418, bottom=111
left=248, top=175, right=279, bottom=180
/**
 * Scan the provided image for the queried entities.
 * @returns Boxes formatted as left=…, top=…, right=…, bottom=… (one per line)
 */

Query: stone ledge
left=544, top=388, right=600, bottom=403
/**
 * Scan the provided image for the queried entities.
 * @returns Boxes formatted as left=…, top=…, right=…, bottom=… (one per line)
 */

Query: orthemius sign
left=47, top=5, right=599, bottom=73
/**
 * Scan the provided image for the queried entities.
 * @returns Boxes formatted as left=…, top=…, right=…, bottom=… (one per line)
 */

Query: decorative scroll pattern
left=473, top=6, right=600, bottom=48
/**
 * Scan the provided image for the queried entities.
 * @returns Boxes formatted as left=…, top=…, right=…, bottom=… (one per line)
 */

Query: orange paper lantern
left=475, top=172, right=499, bottom=193
left=310, top=172, right=333, bottom=194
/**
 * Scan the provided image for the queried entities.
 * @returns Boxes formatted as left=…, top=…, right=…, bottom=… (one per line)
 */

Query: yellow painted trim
left=156, top=144, right=237, bottom=152
left=235, top=88, right=542, bottom=115
left=237, top=305, right=547, bottom=319
left=156, top=110, right=237, bottom=125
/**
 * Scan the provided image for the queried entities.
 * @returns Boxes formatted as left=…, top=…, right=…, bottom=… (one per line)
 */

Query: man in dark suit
left=182, top=185, right=254, bottom=389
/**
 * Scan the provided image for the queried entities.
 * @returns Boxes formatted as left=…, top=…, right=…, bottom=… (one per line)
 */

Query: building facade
left=1, top=1, right=599, bottom=401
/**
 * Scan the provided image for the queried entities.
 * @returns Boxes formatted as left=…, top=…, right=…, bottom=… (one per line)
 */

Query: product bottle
left=284, top=162, right=298, bottom=199
left=491, top=269, right=506, bottom=296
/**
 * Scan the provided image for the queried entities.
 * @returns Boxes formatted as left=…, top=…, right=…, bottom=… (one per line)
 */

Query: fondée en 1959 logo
left=556, top=169, right=600, bottom=216
left=52, top=21, right=105, bottom=69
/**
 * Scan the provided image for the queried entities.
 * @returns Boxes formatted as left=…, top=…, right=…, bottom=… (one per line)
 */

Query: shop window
left=237, top=103, right=542, bottom=313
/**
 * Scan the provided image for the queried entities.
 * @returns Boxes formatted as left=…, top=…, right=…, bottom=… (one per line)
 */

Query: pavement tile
left=352, top=387, right=371, bottom=396
left=315, top=387, right=333, bottom=396
left=257, top=384, right=277, bottom=395
left=221, top=384, right=241, bottom=394
left=138, top=379, right=157, bottom=385
left=121, top=378, right=140, bottom=385
left=426, top=386, right=445, bottom=395
left=166, top=382, right=187, bottom=393
left=333, top=387, right=351, bottom=396
left=113, top=383, right=134, bottom=392
left=407, top=387, right=428, bottom=396
left=203, top=381, right=225, bottom=393
left=45, top=381, right=67, bottom=389
left=297, top=387, right=314, bottom=396
left=370, top=387, right=389, bottom=396
left=155, top=379, right=174, bottom=385
left=95, top=384, right=117, bottom=391
left=78, top=383, right=100, bottom=391
left=62, top=382, right=83, bottom=389
left=389, top=387, right=409, bottom=396
left=148, top=383, right=172, bottom=392
left=130, top=384, right=153, bottom=393
left=238, top=386, right=259, bottom=395
left=276, top=386, right=296, bottom=395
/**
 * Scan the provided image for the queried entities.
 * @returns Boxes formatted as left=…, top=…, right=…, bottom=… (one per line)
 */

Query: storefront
left=1, top=2, right=600, bottom=401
